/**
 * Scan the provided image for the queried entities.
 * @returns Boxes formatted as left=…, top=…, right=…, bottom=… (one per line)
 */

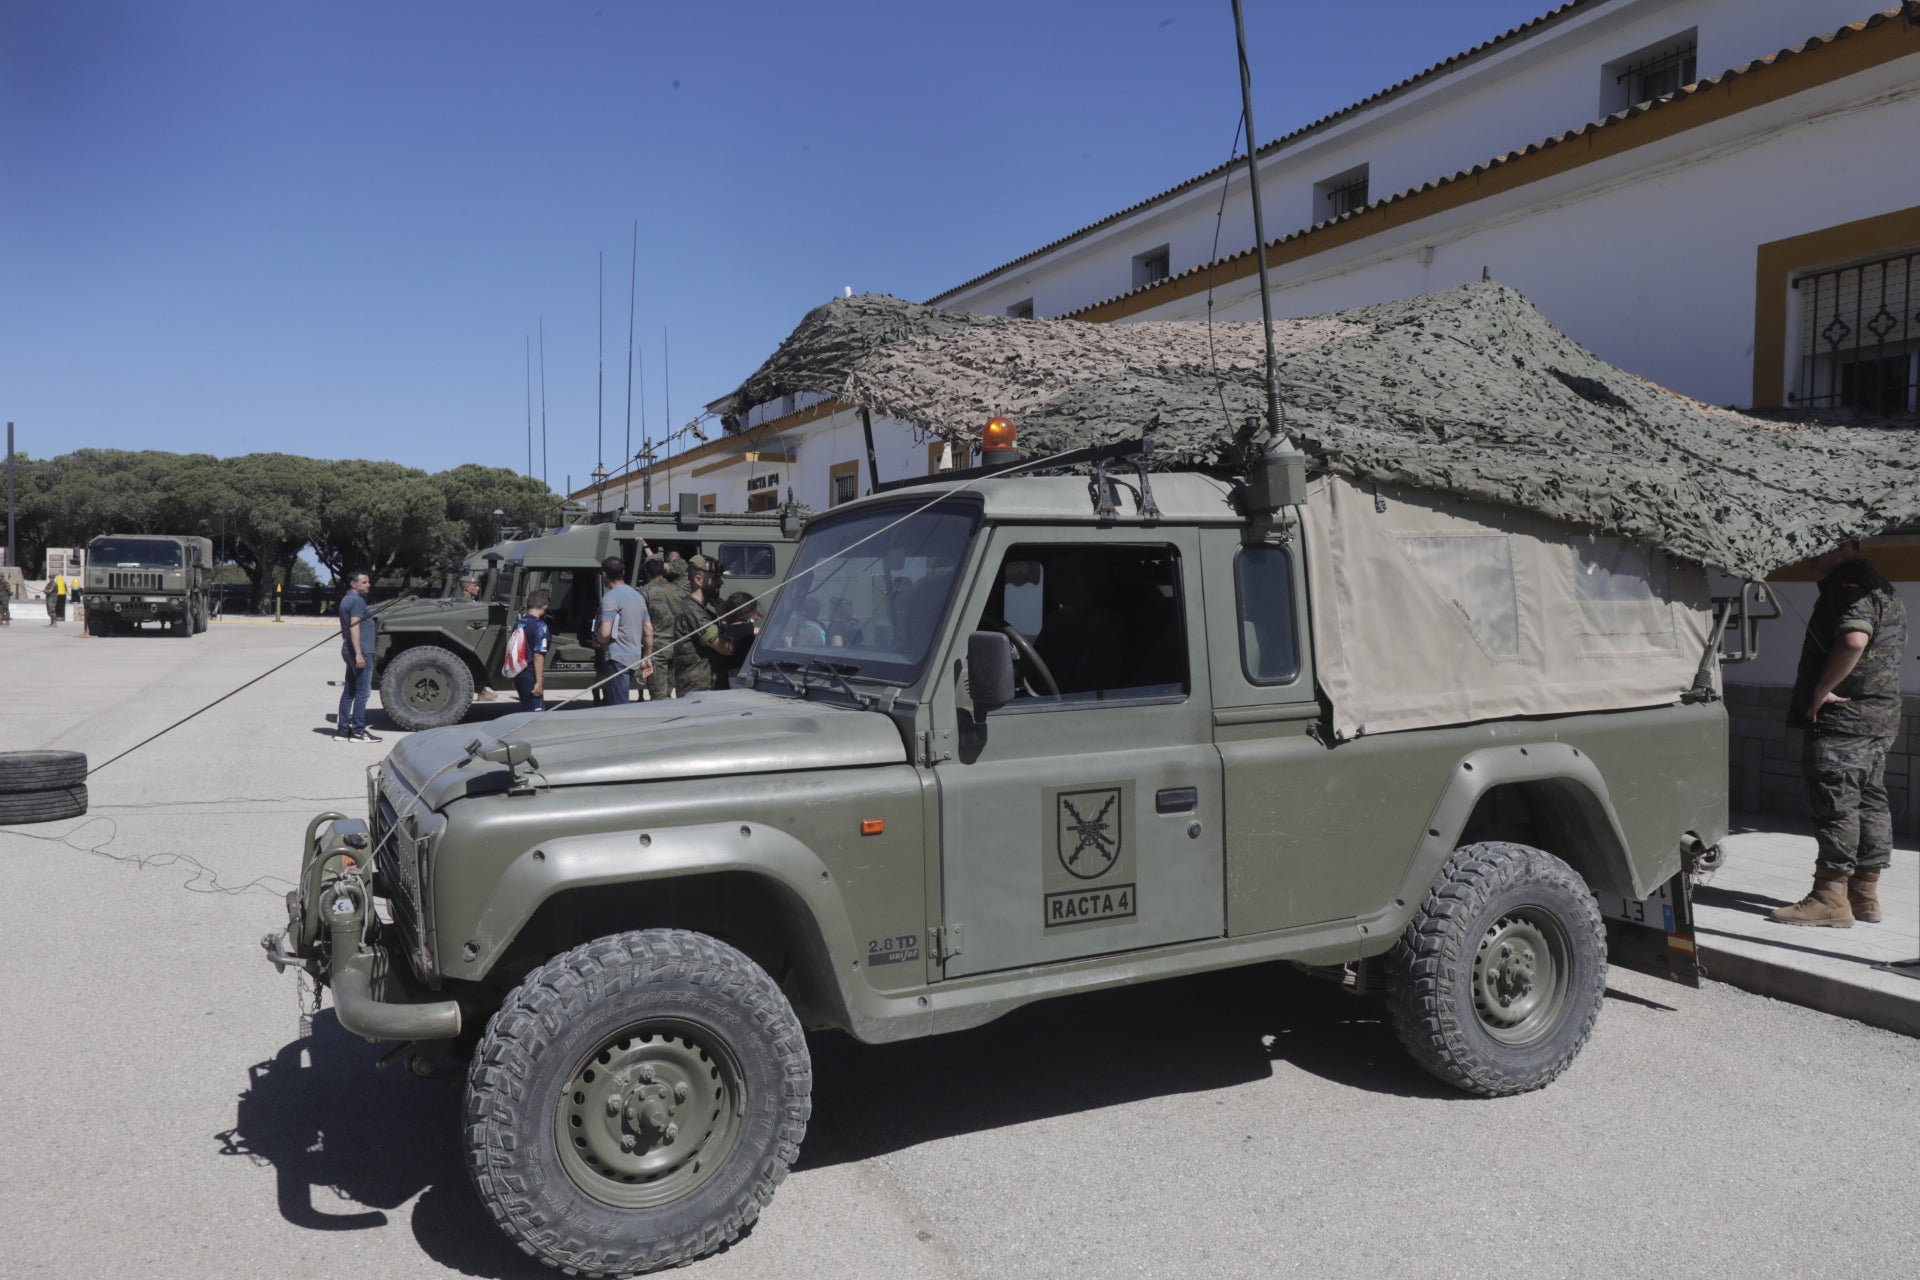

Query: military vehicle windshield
left=91, top=538, right=182, bottom=569
left=754, top=501, right=977, bottom=685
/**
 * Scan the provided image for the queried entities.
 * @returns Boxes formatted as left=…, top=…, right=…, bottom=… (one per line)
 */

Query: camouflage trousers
left=1803, top=729, right=1897, bottom=874
left=645, top=663, right=674, bottom=700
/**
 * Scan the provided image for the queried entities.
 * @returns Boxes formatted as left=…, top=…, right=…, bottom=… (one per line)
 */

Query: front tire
left=379, top=645, right=475, bottom=730
left=465, top=930, right=811, bottom=1277
left=1386, top=841, right=1606, bottom=1097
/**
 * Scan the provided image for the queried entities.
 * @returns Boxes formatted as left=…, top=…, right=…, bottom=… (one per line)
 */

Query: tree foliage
left=6, top=449, right=561, bottom=609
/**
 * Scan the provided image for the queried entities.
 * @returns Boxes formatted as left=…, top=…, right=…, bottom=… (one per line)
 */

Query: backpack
left=502, top=620, right=530, bottom=677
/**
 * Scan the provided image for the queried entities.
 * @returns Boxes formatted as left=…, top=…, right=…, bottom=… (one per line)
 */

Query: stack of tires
left=0, top=751, right=89, bottom=824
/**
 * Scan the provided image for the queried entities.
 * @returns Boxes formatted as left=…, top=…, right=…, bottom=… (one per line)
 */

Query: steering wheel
left=997, top=622, right=1060, bottom=699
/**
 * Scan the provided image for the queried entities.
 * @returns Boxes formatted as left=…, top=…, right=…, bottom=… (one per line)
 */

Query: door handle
left=1155, top=787, right=1197, bottom=814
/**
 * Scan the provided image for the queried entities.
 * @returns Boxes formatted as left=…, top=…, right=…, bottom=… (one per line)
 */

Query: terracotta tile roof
left=927, top=0, right=1610, bottom=306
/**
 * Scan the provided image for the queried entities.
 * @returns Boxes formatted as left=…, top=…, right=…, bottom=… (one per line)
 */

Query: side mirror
left=966, top=631, right=1017, bottom=716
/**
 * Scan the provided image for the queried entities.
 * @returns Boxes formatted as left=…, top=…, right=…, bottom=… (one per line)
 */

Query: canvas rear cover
left=1303, top=475, right=1712, bottom=740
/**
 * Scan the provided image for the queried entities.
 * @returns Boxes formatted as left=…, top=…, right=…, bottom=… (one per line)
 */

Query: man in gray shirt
left=595, top=556, right=653, bottom=706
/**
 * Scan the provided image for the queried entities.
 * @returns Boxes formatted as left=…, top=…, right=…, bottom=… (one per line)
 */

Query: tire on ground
left=0, top=750, right=88, bottom=794
left=464, top=928, right=811, bottom=1278
left=379, top=645, right=476, bottom=731
left=0, top=785, right=88, bottom=825
left=86, top=612, right=111, bottom=638
left=1385, top=840, right=1607, bottom=1097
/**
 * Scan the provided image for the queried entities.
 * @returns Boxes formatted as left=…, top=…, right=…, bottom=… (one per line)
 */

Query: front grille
left=107, top=571, right=164, bottom=591
left=374, top=792, right=436, bottom=985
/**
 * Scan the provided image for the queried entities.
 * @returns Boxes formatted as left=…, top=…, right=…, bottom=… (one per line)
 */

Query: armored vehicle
left=372, top=504, right=807, bottom=730
left=265, top=431, right=1758, bottom=1276
left=82, top=533, right=213, bottom=635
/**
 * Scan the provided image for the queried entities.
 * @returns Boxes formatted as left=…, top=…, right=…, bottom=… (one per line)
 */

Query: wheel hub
left=557, top=1024, right=742, bottom=1209
left=406, top=674, right=448, bottom=710
left=1472, top=911, right=1569, bottom=1045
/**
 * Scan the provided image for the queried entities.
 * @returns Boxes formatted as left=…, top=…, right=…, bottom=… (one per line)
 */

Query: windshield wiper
left=765, top=661, right=807, bottom=695
left=806, top=659, right=875, bottom=710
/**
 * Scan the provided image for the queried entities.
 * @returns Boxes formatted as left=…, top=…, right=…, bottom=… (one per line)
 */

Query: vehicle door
left=1202, top=527, right=1452, bottom=934
left=931, top=529, right=1224, bottom=978
left=528, top=567, right=601, bottom=685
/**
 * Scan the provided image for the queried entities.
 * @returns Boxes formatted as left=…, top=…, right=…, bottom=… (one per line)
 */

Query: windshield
left=754, top=500, right=978, bottom=685
left=90, top=538, right=181, bottom=569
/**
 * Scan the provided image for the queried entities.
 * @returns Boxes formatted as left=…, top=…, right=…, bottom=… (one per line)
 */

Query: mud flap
left=1601, top=870, right=1699, bottom=987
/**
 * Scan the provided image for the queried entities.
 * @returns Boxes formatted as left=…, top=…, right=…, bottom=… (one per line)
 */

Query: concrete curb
left=211, top=615, right=335, bottom=627
left=1699, top=941, right=1920, bottom=1038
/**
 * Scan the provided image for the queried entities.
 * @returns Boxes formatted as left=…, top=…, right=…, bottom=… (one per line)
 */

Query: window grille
left=1131, top=247, right=1171, bottom=290
left=1006, top=298, right=1034, bottom=319
left=1323, top=175, right=1369, bottom=219
left=1792, top=250, right=1920, bottom=415
left=1615, top=40, right=1696, bottom=104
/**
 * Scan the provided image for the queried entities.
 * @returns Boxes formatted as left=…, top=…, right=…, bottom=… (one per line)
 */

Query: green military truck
left=373, top=504, right=808, bottom=730
left=265, top=436, right=1760, bottom=1276
left=82, top=533, right=214, bottom=635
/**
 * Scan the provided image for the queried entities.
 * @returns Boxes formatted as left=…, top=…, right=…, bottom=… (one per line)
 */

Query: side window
left=1234, top=546, right=1299, bottom=684
left=717, top=543, right=775, bottom=579
left=978, top=543, right=1187, bottom=705
left=1573, top=538, right=1675, bottom=653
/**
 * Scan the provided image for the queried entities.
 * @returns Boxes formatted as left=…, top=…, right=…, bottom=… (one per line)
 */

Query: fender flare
left=447, top=820, right=861, bottom=1016
left=1389, top=742, right=1642, bottom=912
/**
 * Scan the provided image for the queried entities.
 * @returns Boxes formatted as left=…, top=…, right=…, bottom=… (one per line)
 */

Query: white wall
left=1129, top=65, right=1920, bottom=410
left=938, top=0, right=1889, bottom=325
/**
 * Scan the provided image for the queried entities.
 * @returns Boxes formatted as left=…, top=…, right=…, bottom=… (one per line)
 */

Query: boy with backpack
left=503, top=590, right=552, bottom=711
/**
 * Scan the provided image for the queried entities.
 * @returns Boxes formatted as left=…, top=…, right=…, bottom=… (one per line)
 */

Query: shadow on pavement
left=217, top=1015, right=548, bottom=1279
left=798, top=963, right=1452, bottom=1170
left=1693, top=883, right=1792, bottom=913
left=1603, top=985, right=1677, bottom=1012
left=221, top=967, right=1458, bottom=1270
left=1694, top=923, right=1891, bottom=968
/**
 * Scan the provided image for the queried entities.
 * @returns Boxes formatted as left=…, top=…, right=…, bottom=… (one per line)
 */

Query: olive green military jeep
left=265, top=439, right=1752, bottom=1276
left=372, top=504, right=807, bottom=730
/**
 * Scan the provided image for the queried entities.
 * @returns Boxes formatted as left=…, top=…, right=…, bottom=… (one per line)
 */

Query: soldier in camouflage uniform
left=641, top=557, right=683, bottom=699
left=0, top=570, right=11, bottom=625
left=1771, top=542, right=1908, bottom=928
left=666, top=554, right=735, bottom=694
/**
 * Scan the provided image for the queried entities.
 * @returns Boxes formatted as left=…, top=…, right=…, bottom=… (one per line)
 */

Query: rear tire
left=379, top=645, right=475, bottom=731
left=1386, top=841, right=1606, bottom=1097
left=465, top=929, right=810, bottom=1277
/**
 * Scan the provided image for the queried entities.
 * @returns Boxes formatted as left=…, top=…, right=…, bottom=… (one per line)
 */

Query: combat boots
left=1848, top=869, right=1884, bottom=924
left=1768, top=866, right=1854, bottom=927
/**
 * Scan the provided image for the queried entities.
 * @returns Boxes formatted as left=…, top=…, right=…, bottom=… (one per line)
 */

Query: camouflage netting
left=716, top=283, right=1920, bottom=579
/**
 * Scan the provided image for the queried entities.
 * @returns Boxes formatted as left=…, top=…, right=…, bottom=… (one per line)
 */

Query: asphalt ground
left=3, top=620, right=1919, bottom=1280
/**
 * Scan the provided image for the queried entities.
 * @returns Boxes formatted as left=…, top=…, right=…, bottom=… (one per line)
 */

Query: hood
left=387, top=688, right=907, bottom=810
left=378, top=597, right=488, bottom=630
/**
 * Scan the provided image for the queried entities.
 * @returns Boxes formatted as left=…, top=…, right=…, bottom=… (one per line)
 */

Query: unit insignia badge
left=1056, top=787, right=1122, bottom=880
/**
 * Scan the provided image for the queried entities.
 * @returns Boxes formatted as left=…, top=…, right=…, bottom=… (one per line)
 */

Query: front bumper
left=89, top=595, right=187, bottom=619
left=260, top=811, right=461, bottom=1042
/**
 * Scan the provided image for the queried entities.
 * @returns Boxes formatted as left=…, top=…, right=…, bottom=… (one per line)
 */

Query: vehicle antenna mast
left=623, top=219, right=638, bottom=510
left=1231, top=0, right=1284, bottom=443
left=1227, top=0, right=1308, bottom=511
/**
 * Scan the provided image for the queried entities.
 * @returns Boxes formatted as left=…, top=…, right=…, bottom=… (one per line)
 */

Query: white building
left=585, top=0, right=1920, bottom=817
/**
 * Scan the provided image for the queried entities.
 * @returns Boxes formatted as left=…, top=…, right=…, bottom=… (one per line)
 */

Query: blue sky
left=2, top=0, right=1553, bottom=486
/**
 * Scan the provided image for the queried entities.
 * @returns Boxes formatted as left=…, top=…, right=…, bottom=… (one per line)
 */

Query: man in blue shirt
left=336, top=572, right=378, bottom=742
left=513, top=590, right=553, bottom=711
left=594, top=556, right=653, bottom=707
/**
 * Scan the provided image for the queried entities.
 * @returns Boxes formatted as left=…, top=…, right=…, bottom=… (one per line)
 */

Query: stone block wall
left=1725, top=683, right=1919, bottom=832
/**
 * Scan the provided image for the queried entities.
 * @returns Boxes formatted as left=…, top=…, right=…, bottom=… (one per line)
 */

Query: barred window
left=1792, top=250, right=1920, bottom=415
